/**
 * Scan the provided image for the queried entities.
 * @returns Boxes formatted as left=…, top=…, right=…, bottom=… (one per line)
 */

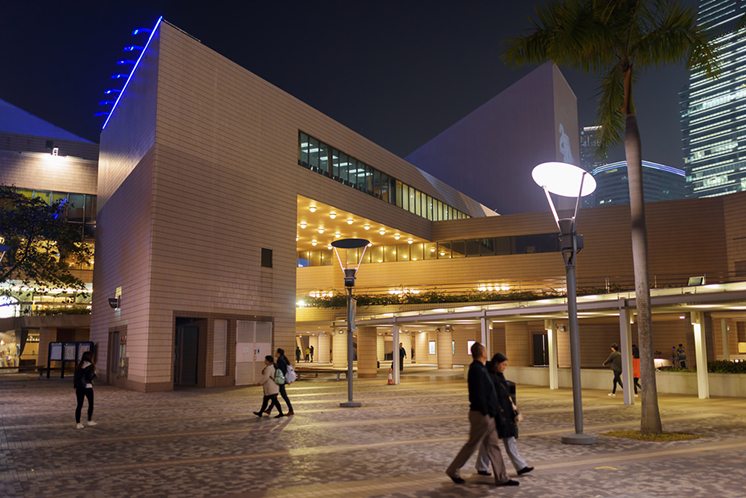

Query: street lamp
left=331, top=238, right=370, bottom=408
left=532, top=161, right=597, bottom=445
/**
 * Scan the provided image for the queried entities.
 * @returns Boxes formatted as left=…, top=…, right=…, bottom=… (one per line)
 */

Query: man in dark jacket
left=446, top=343, right=518, bottom=487
left=270, top=348, right=294, bottom=416
left=475, top=353, right=533, bottom=476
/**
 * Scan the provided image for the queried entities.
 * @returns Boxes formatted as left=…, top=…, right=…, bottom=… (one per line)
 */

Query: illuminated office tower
left=579, top=125, right=606, bottom=172
left=681, top=0, right=746, bottom=197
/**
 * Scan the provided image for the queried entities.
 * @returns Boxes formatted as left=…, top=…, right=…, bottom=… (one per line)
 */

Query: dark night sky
left=1, top=0, right=699, bottom=167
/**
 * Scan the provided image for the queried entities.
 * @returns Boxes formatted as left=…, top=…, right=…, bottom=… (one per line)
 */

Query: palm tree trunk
left=623, top=68, right=662, bottom=434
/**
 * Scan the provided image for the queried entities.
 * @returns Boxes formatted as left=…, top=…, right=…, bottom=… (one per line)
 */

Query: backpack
left=274, top=367, right=286, bottom=385
left=285, top=364, right=297, bottom=384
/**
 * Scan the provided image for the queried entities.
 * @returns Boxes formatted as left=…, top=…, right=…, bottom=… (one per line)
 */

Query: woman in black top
left=475, top=353, right=533, bottom=476
left=73, top=351, right=97, bottom=429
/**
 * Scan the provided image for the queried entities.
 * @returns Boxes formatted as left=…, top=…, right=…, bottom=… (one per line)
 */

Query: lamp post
left=532, top=161, right=597, bottom=445
left=331, top=238, right=370, bottom=408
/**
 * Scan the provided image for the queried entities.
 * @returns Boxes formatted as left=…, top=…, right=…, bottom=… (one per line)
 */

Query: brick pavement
left=2, top=367, right=746, bottom=497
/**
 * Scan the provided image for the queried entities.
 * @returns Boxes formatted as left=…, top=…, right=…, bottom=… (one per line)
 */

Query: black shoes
left=518, top=466, right=534, bottom=475
left=446, top=473, right=465, bottom=484
left=252, top=411, right=263, bottom=417
left=274, top=413, right=285, bottom=418
left=477, top=470, right=492, bottom=476
left=497, top=479, right=520, bottom=487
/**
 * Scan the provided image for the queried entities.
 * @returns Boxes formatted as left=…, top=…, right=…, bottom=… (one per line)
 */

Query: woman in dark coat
left=73, top=351, right=97, bottom=429
left=475, top=353, right=533, bottom=476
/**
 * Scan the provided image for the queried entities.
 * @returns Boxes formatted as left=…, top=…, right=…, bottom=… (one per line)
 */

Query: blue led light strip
left=102, top=16, right=163, bottom=130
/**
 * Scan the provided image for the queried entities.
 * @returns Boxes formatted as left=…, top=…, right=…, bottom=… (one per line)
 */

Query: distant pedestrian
left=399, top=342, right=406, bottom=371
left=305, top=347, right=311, bottom=362
left=445, top=342, right=519, bottom=487
left=296, top=346, right=301, bottom=363
left=253, top=355, right=284, bottom=418
left=309, top=345, right=315, bottom=363
left=265, top=348, right=294, bottom=416
left=73, top=351, right=98, bottom=429
left=677, top=344, right=687, bottom=369
left=603, top=343, right=623, bottom=397
left=475, top=353, right=533, bottom=477
left=632, top=344, right=641, bottom=396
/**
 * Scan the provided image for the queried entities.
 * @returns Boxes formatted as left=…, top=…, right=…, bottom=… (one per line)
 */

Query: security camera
left=108, top=297, right=120, bottom=309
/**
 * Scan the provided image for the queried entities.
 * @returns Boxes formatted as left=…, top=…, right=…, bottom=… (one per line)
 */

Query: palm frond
left=596, top=64, right=626, bottom=153
left=632, top=0, right=719, bottom=78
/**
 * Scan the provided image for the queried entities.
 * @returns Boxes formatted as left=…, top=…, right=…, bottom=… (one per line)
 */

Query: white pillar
left=400, top=332, right=412, bottom=366
left=437, top=327, right=453, bottom=370
left=332, top=329, right=347, bottom=369
left=691, top=312, right=710, bottom=399
left=545, top=319, right=558, bottom=390
left=721, top=319, right=730, bottom=359
left=317, top=332, right=331, bottom=363
left=619, top=306, right=634, bottom=406
left=377, top=333, right=385, bottom=363
left=392, top=324, right=400, bottom=384
left=480, top=316, right=490, bottom=358
left=415, top=331, right=429, bottom=364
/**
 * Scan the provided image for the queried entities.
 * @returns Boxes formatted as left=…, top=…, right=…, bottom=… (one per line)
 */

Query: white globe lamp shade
left=532, top=162, right=596, bottom=198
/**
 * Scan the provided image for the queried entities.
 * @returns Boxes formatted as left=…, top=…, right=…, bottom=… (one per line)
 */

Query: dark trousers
left=278, top=384, right=293, bottom=412
left=75, top=388, right=94, bottom=423
left=612, top=370, right=623, bottom=394
left=259, top=394, right=282, bottom=415
left=633, top=377, right=641, bottom=394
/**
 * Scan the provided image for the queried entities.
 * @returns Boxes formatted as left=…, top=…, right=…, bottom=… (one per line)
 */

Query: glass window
left=34, top=191, right=51, bottom=205
left=450, top=240, right=466, bottom=258
left=299, top=132, right=309, bottom=165
left=424, top=243, right=438, bottom=260
left=365, top=165, right=374, bottom=194
left=67, top=194, right=85, bottom=223
left=402, top=184, right=409, bottom=210
left=84, top=195, right=96, bottom=223
left=408, top=188, right=416, bottom=214
left=318, top=142, right=329, bottom=175
left=332, top=150, right=340, bottom=179
left=397, top=243, right=410, bottom=261
left=465, top=239, right=481, bottom=257
left=410, top=242, right=424, bottom=261
left=370, top=245, right=384, bottom=263
left=396, top=180, right=403, bottom=207
left=309, top=137, right=320, bottom=171
left=372, top=170, right=382, bottom=199
left=479, top=238, right=495, bottom=256
left=384, top=245, right=398, bottom=262
left=381, top=173, right=391, bottom=202
left=494, top=237, right=512, bottom=255
left=437, top=242, right=450, bottom=259
left=415, top=191, right=421, bottom=216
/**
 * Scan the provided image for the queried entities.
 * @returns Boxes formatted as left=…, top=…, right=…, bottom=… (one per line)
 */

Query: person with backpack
left=265, top=348, right=295, bottom=416
left=73, top=351, right=97, bottom=429
left=253, top=355, right=284, bottom=418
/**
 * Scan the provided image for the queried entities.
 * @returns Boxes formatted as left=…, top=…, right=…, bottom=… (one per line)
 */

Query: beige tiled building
left=89, top=19, right=746, bottom=398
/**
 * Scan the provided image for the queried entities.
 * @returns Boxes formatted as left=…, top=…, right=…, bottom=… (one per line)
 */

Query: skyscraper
left=681, top=0, right=746, bottom=198
left=579, top=125, right=607, bottom=172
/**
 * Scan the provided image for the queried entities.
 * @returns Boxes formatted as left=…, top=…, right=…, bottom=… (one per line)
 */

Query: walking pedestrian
left=73, top=351, right=97, bottom=429
left=475, top=353, right=533, bottom=476
left=265, top=348, right=294, bottom=416
left=603, top=343, right=623, bottom=397
left=253, top=355, right=284, bottom=418
left=677, top=344, right=687, bottom=369
left=309, top=345, right=314, bottom=363
left=445, top=342, right=519, bottom=487
left=305, top=347, right=311, bottom=362
left=632, top=344, right=641, bottom=396
left=399, top=342, right=406, bottom=371
left=295, top=346, right=301, bottom=363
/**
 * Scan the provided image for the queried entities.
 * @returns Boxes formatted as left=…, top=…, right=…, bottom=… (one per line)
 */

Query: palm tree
left=505, top=0, right=717, bottom=434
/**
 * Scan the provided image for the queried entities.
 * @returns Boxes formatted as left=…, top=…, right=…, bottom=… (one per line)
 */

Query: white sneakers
left=607, top=393, right=616, bottom=397
left=76, top=421, right=97, bottom=429
left=86, top=420, right=98, bottom=426
left=76, top=423, right=85, bottom=429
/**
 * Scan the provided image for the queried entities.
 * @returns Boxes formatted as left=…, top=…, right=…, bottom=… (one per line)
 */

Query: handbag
left=274, top=368, right=286, bottom=385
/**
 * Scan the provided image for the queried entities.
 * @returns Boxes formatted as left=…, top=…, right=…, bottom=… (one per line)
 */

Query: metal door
left=235, top=320, right=273, bottom=386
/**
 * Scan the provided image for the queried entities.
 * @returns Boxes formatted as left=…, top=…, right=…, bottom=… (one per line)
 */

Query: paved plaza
left=2, top=367, right=746, bottom=497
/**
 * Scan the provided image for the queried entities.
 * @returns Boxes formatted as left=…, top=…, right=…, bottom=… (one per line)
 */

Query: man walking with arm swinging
left=446, top=342, right=519, bottom=487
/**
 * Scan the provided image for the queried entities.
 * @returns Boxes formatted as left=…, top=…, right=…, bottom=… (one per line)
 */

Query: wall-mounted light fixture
left=108, top=297, right=121, bottom=309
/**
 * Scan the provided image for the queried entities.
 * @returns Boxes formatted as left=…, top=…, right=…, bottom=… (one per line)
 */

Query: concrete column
left=437, top=328, right=453, bottom=369
left=691, top=312, right=710, bottom=399
left=480, top=316, right=490, bottom=358
left=317, top=332, right=330, bottom=363
left=377, top=333, right=385, bottom=363
left=545, top=320, right=558, bottom=390
left=332, top=329, right=347, bottom=369
left=619, top=305, right=634, bottom=406
left=721, top=319, right=730, bottom=359
left=392, top=324, right=400, bottom=384
left=415, top=331, right=429, bottom=364
left=357, top=327, right=378, bottom=378
left=400, top=332, right=412, bottom=366
left=309, top=335, right=319, bottom=363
